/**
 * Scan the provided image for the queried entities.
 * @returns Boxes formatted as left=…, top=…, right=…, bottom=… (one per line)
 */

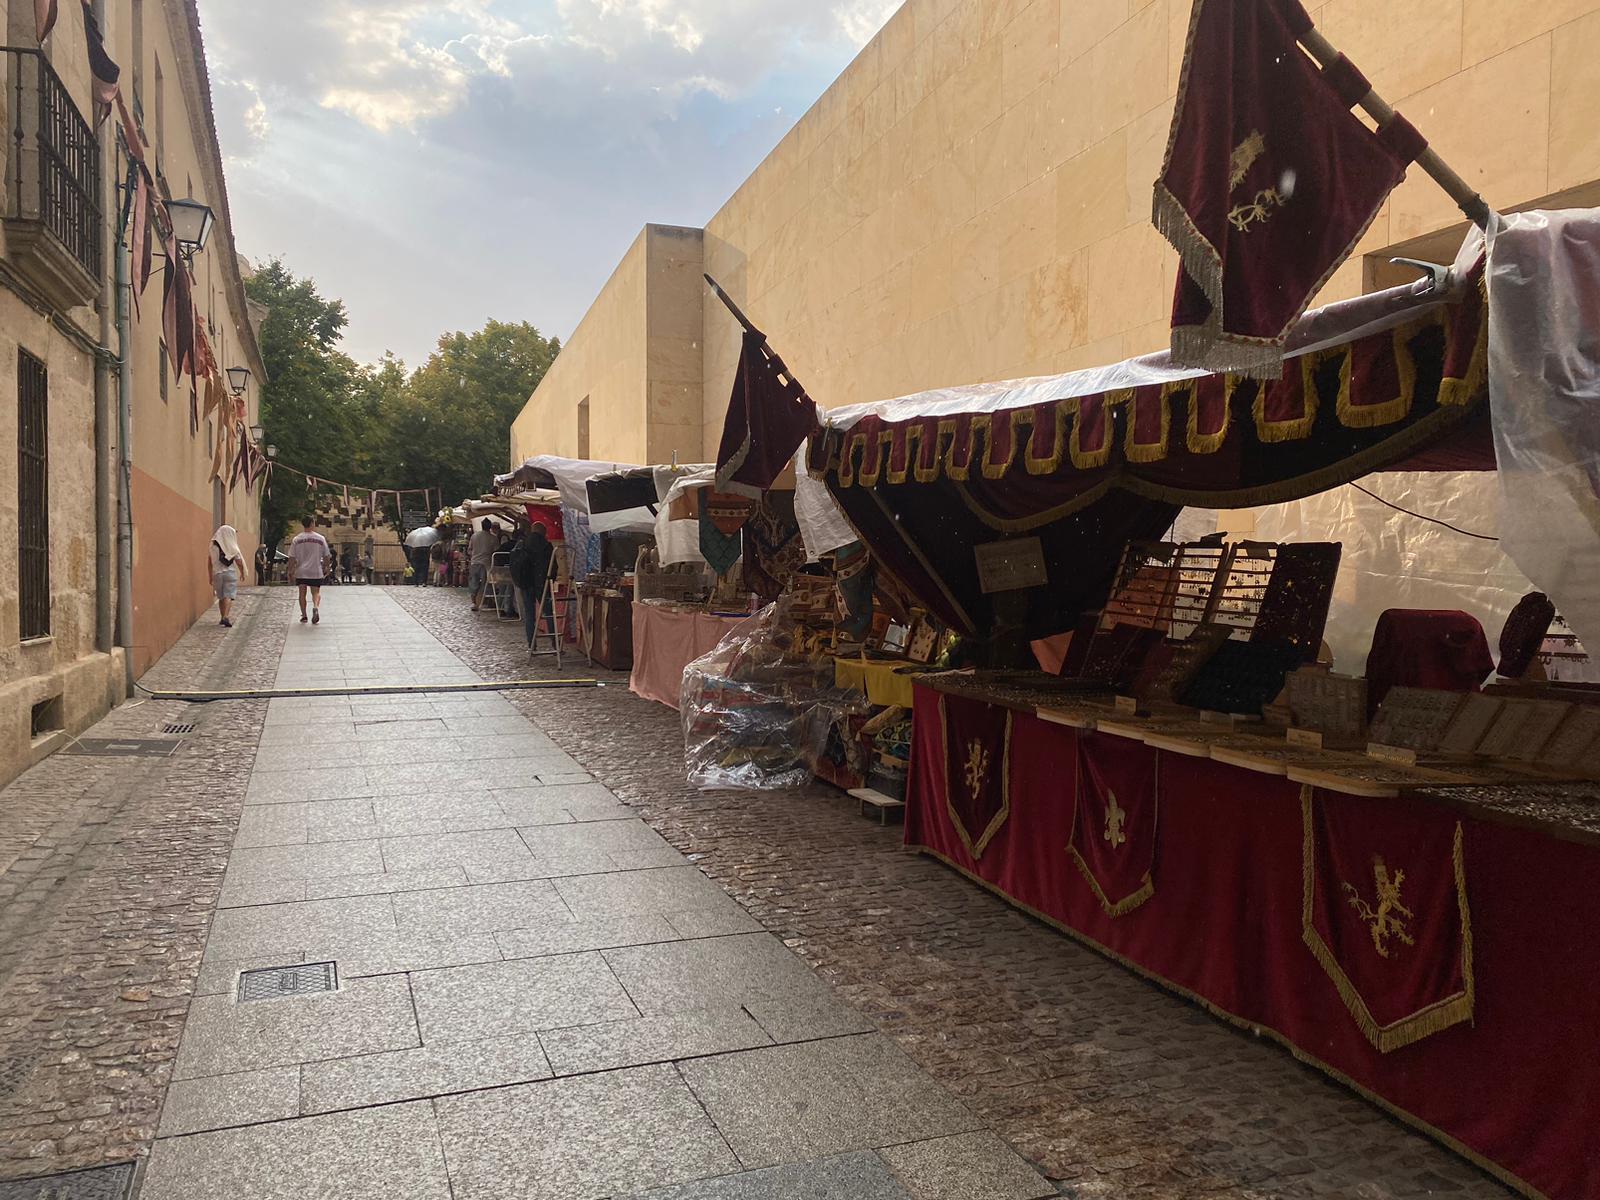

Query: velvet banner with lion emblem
left=938, top=693, right=1011, bottom=860
left=1069, top=732, right=1159, bottom=916
left=1302, top=787, right=1474, bottom=1052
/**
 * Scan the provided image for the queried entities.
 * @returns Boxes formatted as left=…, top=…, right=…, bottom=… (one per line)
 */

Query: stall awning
left=801, top=265, right=1491, bottom=637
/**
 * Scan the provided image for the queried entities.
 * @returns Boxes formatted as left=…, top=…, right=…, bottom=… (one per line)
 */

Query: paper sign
left=974, top=537, right=1047, bottom=594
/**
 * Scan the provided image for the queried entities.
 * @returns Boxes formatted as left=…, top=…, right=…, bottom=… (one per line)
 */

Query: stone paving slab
left=299, top=1033, right=553, bottom=1113
left=141, top=1101, right=452, bottom=1200
left=304, top=928, right=505, bottom=978
left=173, top=975, right=418, bottom=1079
left=433, top=1064, right=740, bottom=1200
left=225, top=839, right=384, bottom=883
left=391, top=879, right=571, bottom=936
left=204, top=894, right=398, bottom=960
left=492, top=913, right=684, bottom=959
left=410, top=953, right=639, bottom=1043
left=380, top=828, right=533, bottom=872
left=616, top=1152, right=914, bottom=1200
left=552, top=865, right=747, bottom=922
left=679, top=1035, right=983, bottom=1170
left=878, top=1132, right=1059, bottom=1200
left=603, top=932, right=855, bottom=1021
left=538, top=1007, right=773, bottom=1077
left=157, top=1066, right=301, bottom=1137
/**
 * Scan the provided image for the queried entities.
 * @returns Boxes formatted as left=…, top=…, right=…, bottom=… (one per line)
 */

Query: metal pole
left=115, top=236, right=135, bottom=691
left=91, top=0, right=114, bottom=655
left=1296, top=26, right=1492, bottom=229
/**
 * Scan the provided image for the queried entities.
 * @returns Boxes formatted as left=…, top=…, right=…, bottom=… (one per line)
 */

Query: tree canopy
left=247, top=259, right=559, bottom=546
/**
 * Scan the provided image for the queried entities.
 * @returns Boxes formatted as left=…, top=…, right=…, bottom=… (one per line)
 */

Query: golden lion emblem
left=1343, top=856, right=1416, bottom=959
left=963, top=740, right=990, bottom=798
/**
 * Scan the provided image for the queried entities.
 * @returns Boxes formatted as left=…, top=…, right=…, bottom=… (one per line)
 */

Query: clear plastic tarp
left=1248, top=472, right=1537, bottom=674
left=681, top=601, right=872, bottom=790
left=1485, top=208, right=1600, bottom=659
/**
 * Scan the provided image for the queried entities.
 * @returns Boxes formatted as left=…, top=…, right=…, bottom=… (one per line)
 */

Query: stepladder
left=529, top=547, right=573, bottom=668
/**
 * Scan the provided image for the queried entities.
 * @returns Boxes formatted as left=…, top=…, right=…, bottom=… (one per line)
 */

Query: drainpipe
left=115, top=237, right=135, bottom=692
left=92, top=0, right=114, bottom=656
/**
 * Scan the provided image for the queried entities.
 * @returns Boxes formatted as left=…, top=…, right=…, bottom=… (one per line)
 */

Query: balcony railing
left=3, top=46, right=103, bottom=308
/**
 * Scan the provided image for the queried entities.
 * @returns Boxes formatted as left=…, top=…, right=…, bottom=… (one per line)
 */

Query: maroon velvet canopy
left=803, top=276, right=1491, bottom=636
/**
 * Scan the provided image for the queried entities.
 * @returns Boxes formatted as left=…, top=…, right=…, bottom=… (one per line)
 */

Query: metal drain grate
left=0, top=1163, right=135, bottom=1200
left=160, top=722, right=197, bottom=735
left=238, top=962, right=338, bottom=1002
left=64, top=738, right=179, bottom=758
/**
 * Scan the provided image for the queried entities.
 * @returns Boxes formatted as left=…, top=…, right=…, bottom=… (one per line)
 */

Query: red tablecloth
left=628, top=605, right=750, bottom=709
left=907, top=683, right=1600, bottom=1200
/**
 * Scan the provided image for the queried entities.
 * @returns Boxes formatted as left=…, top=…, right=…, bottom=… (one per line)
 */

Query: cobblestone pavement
left=0, top=587, right=289, bottom=1183
left=139, top=588, right=1055, bottom=1200
left=389, top=585, right=1515, bottom=1200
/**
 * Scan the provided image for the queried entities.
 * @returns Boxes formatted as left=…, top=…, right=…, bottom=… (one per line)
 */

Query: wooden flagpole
left=703, top=274, right=812, bottom=403
left=1295, top=27, right=1491, bottom=229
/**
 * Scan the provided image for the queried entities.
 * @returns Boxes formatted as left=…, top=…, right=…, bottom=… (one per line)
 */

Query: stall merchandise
left=904, top=674, right=1600, bottom=1200
left=576, top=580, right=634, bottom=671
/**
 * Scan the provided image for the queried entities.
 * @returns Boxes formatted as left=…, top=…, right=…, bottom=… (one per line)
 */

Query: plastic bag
left=681, top=600, right=873, bottom=791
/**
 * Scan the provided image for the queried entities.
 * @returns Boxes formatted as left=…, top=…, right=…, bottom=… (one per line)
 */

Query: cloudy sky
left=201, top=0, right=900, bottom=367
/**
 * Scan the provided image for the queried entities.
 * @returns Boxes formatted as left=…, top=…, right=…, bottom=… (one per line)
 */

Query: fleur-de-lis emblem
left=1228, top=187, right=1286, bottom=232
left=1103, top=792, right=1127, bottom=849
left=1342, top=856, right=1416, bottom=959
left=963, top=740, right=989, bottom=798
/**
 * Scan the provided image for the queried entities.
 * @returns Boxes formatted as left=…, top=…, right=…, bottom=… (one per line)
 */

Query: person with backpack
left=508, top=524, right=554, bottom=647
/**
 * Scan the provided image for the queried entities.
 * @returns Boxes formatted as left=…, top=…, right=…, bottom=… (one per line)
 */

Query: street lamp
left=265, top=445, right=277, bottom=459
left=231, top=367, right=254, bottom=397
left=249, top=424, right=265, bottom=443
left=165, top=197, right=215, bottom=262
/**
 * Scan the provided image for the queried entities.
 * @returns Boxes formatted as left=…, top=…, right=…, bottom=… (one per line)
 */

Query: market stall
left=707, top=217, right=1600, bottom=1198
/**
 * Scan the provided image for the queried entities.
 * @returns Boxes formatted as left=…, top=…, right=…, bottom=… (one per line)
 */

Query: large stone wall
left=510, top=0, right=1600, bottom=466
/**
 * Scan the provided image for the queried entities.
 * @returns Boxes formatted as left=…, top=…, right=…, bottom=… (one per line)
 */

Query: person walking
left=289, top=515, right=333, bottom=625
left=404, top=523, right=439, bottom=586
left=361, top=535, right=375, bottom=585
left=254, top=541, right=272, bottom=587
left=468, top=519, right=500, bottom=611
left=209, top=525, right=246, bottom=628
left=508, top=524, right=554, bottom=648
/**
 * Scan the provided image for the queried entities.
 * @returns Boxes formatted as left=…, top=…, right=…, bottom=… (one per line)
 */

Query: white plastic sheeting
left=1250, top=472, right=1534, bottom=675
left=654, top=467, right=716, bottom=567
left=1485, top=209, right=1600, bottom=659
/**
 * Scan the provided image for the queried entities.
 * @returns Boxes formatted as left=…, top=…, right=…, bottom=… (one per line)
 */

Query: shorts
left=212, top=567, right=238, bottom=601
left=295, top=576, right=328, bottom=589
left=469, top=563, right=489, bottom=593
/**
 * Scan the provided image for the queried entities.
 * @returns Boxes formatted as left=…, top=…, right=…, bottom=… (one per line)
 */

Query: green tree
left=247, top=260, right=560, bottom=548
left=389, top=321, right=560, bottom=508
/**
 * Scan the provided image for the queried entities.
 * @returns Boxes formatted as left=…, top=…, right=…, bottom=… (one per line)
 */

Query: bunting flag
left=82, top=2, right=119, bottom=126
left=1068, top=732, right=1159, bottom=916
left=162, top=262, right=195, bottom=377
left=714, top=329, right=818, bottom=495
left=127, top=167, right=152, bottom=317
left=939, top=692, right=1012, bottom=859
left=35, top=0, right=57, bottom=42
left=1301, top=787, right=1474, bottom=1052
left=1154, top=0, right=1428, bottom=376
left=697, top=498, right=743, bottom=577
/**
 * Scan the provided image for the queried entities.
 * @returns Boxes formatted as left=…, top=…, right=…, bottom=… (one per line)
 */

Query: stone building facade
left=513, top=0, right=1600, bottom=466
left=0, top=0, right=264, bottom=788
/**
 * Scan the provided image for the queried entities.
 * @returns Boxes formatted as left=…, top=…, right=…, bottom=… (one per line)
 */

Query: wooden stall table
left=576, top=584, right=634, bottom=670
left=628, top=602, right=750, bottom=709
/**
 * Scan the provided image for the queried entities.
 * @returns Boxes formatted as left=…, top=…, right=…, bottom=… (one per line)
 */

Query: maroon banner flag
left=938, top=692, right=1012, bottom=860
left=1069, top=732, right=1159, bottom=916
left=715, top=330, right=817, bottom=496
left=35, top=0, right=57, bottom=41
left=1154, top=0, right=1427, bottom=376
left=1302, top=787, right=1474, bottom=1052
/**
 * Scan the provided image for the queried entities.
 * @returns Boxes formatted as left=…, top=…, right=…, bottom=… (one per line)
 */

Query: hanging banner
left=1069, top=732, right=1159, bottom=916
left=1301, top=787, right=1474, bottom=1052
left=938, top=692, right=1012, bottom=860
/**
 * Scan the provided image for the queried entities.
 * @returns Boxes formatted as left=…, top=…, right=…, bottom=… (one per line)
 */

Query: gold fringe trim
left=1300, top=786, right=1476, bottom=1054
left=939, top=694, right=1012, bottom=860
left=1254, top=354, right=1321, bottom=443
left=1184, top=375, right=1237, bottom=455
left=1438, top=288, right=1489, bottom=407
left=907, top=844, right=1549, bottom=1200
left=1124, top=386, right=1174, bottom=464
left=1063, top=743, right=1159, bottom=917
left=1334, top=324, right=1419, bottom=430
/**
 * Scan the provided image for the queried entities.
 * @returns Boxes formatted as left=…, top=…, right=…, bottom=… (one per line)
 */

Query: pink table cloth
left=628, top=605, right=749, bottom=709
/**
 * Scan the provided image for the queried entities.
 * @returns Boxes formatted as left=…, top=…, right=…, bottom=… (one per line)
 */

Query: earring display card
left=1436, top=693, right=1505, bottom=756
left=1286, top=669, right=1367, bottom=743
left=1368, top=688, right=1465, bottom=753
left=1476, top=698, right=1575, bottom=763
left=1177, top=640, right=1307, bottom=716
left=1541, top=706, right=1600, bottom=770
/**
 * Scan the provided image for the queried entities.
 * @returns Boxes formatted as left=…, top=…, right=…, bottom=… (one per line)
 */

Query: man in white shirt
left=467, top=519, right=500, bottom=611
left=289, top=515, right=333, bottom=625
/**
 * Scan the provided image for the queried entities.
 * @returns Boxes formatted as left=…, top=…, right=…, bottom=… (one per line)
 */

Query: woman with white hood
left=209, top=525, right=246, bottom=628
